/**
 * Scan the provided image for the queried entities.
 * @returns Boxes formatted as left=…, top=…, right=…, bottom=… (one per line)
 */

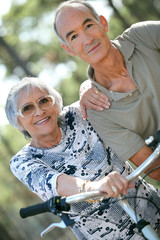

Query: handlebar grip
left=20, top=201, right=50, bottom=218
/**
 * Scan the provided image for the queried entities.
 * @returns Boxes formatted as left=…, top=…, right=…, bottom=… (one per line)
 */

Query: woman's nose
left=34, top=106, right=45, bottom=116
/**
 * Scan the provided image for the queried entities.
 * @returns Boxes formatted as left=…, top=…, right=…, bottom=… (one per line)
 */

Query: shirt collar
left=112, top=39, right=134, bottom=61
left=87, top=40, right=136, bottom=102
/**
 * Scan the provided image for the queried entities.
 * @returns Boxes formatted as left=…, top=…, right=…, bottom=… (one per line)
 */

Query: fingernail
left=105, top=105, right=110, bottom=109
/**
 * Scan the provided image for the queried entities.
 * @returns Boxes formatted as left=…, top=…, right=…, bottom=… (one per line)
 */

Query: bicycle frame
left=20, top=134, right=160, bottom=240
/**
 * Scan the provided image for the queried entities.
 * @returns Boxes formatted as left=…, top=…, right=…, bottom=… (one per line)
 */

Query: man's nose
left=82, top=33, right=93, bottom=45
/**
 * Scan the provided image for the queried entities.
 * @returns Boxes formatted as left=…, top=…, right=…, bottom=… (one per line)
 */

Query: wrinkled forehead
left=56, top=3, right=94, bottom=39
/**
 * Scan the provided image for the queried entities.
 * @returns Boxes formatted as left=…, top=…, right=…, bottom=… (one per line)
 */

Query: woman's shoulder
left=63, top=101, right=81, bottom=115
left=60, top=101, right=84, bottom=124
left=10, top=143, right=33, bottom=163
left=61, top=101, right=100, bottom=139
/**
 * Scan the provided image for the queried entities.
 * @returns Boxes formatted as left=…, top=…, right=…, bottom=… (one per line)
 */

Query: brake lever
left=41, top=220, right=67, bottom=238
left=40, top=213, right=81, bottom=238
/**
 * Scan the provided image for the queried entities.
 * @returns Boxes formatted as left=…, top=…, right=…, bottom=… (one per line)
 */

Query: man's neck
left=91, top=46, right=136, bottom=92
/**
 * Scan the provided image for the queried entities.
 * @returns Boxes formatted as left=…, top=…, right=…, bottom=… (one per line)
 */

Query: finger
left=94, top=88, right=99, bottom=95
left=93, top=95, right=111, bottom=109
left=109, top=181, right=123, bottom=197
left=92, top=87, right=110, bottom=109
left=86, top=102, right=104, bottom=111
left=103, top=177, right=121, bottom=197
left=93, top=87, right=107, bottom=101
left=116, top=175, right=131, bottom=196
left=111, top=185, right=118, bottom=194
left=80, top=86, right=110, bottom=110
left=80, top=94, right=105, bottom=111
left=107, top=172, right=129, bottom=196
left=86, top=94, right=110, bottom=110
left=103, top=183, right=116, bottom=198
left=80, top=104, right=87, bottom=119
left=109, top=180, right=134, bottom=197
left=107, top=184, right=120, bottom=198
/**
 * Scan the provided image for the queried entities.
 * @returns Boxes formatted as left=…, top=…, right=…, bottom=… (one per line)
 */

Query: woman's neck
left=30, top=127, right=62, bottom=148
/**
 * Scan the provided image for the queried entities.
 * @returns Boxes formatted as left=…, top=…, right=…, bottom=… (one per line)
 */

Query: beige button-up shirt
left=87, top=21, right=160, bottom=162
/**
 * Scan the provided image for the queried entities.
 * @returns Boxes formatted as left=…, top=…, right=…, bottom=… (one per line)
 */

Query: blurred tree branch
left=108, top=0, right=129, bottom=29
left=0, top=135, right=15, bottom=156
left=0, top=36, right=35, bottom=77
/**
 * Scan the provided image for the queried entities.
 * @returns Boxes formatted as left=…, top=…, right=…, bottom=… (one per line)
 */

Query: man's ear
left=99, top=15, right=109, bottom=32
left=61, top=43, right=76, bottom=56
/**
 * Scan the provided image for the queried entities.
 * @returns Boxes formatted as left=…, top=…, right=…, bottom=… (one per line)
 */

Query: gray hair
left=5, top=77, right=63, bottom=139
left=53, top=0, right=100, bottom=44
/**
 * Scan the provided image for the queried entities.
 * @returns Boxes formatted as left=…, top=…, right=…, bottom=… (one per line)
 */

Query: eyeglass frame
left=15, top=95, right=56, bottom=118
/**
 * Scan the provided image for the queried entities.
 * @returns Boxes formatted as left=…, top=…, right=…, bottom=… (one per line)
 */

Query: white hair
left=5, top=77, right=63, bottom=139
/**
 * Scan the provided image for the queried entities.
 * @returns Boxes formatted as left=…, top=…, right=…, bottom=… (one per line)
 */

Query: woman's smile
left=34, top=116, right=51, bottom=125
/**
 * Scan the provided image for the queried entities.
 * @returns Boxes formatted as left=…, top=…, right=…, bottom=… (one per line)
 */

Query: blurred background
left=0, top=0, right=160, bottom=239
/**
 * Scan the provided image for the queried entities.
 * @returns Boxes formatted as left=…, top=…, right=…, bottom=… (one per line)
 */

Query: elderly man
left=53, top=0, right=160, bottom=180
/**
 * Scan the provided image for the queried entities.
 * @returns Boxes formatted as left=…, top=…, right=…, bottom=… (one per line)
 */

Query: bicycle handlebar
left=19, top=133, right=160, bottom=239
left=20, top=201, right=50, bottom=218
left=20, top=141, right=160, bottom=218
left=126, top=143, right=160, bottom=181
left=20, top=196, right=71, bottom=218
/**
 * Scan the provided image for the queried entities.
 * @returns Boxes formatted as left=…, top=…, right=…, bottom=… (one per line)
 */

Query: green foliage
left=122, top=0, right=160, bottom=21
left=108, top=17, right=124, bottom=39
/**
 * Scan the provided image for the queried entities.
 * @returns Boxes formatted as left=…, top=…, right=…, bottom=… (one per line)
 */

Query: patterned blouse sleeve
left=10, top=153, right=62, bottom=201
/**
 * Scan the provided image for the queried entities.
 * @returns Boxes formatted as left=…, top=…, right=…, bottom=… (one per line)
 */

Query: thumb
left=81, top=104, right=87, bottom=119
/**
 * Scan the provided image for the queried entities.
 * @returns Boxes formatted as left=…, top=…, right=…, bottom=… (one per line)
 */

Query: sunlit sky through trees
left=0, top=0, right=115, bottom=126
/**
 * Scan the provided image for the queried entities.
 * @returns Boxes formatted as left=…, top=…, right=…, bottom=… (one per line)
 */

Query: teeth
left=36, top=117, right=49, bottom=124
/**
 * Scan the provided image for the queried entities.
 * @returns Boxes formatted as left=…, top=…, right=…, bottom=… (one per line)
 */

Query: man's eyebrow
left=83, top=18, right=93, bottom=26
left=66, top=30, right=74, bottom=40
left=65, top=18, right=93, bottom=40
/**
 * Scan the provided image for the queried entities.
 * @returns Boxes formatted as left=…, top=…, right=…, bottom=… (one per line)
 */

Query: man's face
left=56, top=4, right=111, bottom=65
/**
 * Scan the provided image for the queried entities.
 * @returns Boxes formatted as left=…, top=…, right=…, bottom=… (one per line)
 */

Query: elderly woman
left=5, top=77, right=160, bottom=240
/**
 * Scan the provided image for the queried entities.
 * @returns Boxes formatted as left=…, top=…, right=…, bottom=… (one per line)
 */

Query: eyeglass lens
left=21, top=96, right=54, bottom=117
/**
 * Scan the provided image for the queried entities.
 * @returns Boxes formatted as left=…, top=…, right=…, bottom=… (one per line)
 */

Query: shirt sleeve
left=87, top=108, right=145, bottom=162
left=10, top=154, right=63, bottom=201
left=123, top=21, right=160, bottom=49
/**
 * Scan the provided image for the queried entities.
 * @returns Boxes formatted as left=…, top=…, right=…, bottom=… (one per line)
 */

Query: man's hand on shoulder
left=79, top=80, right=110, bottom=119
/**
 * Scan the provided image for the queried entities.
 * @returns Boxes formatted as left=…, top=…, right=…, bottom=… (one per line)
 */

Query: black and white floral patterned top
left=10, top=102, right=160, bottom=240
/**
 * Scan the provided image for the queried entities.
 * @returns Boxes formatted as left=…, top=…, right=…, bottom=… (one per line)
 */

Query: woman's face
left=17, top=88, right=60, bottom=141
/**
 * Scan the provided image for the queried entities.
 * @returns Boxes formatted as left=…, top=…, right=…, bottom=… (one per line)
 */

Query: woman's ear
left=99, top=15, right=109, bottom=32
left=55, top=105, right=60, bottom=116
left=17, top=124, right=24, bottom=132
left=61, top=43, right=77, bottom=56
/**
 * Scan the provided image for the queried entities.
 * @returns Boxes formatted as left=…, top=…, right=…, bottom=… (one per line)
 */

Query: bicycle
left=19, top=132, right=160, bottom=240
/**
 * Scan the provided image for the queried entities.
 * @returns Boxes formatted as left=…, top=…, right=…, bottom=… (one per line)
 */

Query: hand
left=79, top=80, right=110, bottom=119
left=90, top=171, right=134, bottom=198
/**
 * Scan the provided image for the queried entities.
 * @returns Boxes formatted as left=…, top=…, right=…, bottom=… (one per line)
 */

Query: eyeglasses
left=15, top=95, right=55, bottom=118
